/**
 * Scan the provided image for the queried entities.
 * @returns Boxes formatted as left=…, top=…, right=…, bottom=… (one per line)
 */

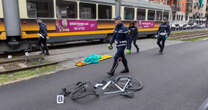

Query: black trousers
left=38, top=37, right=49, bottom=54
left=157, top=36, right=166, bottom=52
left=114, top=46, right=128, bottom=69
left=128, top=36, right=139, bottom=50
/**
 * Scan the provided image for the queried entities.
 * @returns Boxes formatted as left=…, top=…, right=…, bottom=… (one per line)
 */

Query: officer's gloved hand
left=108, top=44, right=113, bottom=50
left=126, top=49, right=131, bottom=54
left=165, top=34, right=168, bottom=39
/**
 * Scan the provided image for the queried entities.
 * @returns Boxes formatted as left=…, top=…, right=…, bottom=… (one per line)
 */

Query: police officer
left=157, top=17, right=171, bottom=54
left=107, top=16, right=130, bottom=76
left=37, top=18, right=50, bottom=55
left=127, top=22, right=139, bottom=53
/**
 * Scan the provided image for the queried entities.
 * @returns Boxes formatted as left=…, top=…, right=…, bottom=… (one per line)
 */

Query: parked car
left=186, top=24, right=192, bottom=30
left=171, top=24, right=176, bottom=31
left=199, top=24, right=206, bottom=28
left=182, top=24, right=187, bottom=30
left=192, top=23, right=198, bottom=29
left=175, top=24, right=180, bottom=31
left=179, top=24, right=183, bottom=30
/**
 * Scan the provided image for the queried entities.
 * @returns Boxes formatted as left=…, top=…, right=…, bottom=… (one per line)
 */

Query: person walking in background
left=127, top=22, right=140, bottom=54
left=156, top=17, right=171, bottom=54
left=107, top=16, right=130, bottom=76
left=37, top=17, right=50, bottom=56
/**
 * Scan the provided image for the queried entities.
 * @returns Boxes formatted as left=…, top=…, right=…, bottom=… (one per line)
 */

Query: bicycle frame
left=95, top=78, right=131, bottom=95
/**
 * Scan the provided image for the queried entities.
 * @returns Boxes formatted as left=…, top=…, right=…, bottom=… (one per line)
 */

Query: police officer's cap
left=114, top=16, right=121, bottom=20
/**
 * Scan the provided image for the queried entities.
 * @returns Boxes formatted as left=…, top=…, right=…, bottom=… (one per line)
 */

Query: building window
left=80, top=3, right=96, bottom=19
left=124, top=7, right=135, bottom=20
left=27, top=0, right=54, bottom=18
left=167, top=0, right=170, bottom=5
left=148, top=10, right=155, bottom=20
left=156, top=11, right=162, bottom=21
left=137, top=8, right=146, bottom=20
left=56, top=0, right=77, bottom=18
left=98, top=5, right=112, bottom=19
left=163, top=11, right=169, bottom=20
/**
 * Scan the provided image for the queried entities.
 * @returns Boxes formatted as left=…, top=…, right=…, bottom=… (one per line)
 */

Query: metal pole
left=115, top=0, right=121, bottom=17
left=2, top=0, right=21, bottom=38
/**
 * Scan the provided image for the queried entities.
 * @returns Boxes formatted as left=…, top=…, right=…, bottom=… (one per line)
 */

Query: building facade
left=151, top=0, right=207, bottom=24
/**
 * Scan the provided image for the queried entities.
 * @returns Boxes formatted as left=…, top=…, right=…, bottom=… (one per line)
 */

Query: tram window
left=148, top=10, right=155, bottom=20
left=98, top=5, right=112, bottom=19
left=80, top=3, right=96, bottom=19
left=56, top=0, right=77, bottom=18
left=27, top=0, right=54, bottom=18
left=163, top=12, right=169, bottom=20
left=137, top=8, right=145, bottom=20
left=156, top=11, right=162, bottom=20
left=124, top=7, right=134, bottom=20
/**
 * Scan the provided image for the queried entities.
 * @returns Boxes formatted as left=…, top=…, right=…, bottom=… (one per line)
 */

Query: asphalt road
left=1, top=40, right=208, bottom=110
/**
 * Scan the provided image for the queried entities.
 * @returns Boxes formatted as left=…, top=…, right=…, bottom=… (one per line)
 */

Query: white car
left=171, top=24, right=176, bottom=31
left=199, top=24, right=206, bottom=28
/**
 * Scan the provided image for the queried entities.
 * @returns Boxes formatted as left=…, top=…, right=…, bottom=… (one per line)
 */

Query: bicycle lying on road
left=59, top=75, right=143, bottom=101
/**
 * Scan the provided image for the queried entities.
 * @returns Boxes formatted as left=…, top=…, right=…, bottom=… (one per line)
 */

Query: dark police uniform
left=107, top=23, right=130, bottom=76
left=128, top=25, right=139, bottom=52
left=157, top=22, right=171, bottom=53
left=38, top=22, right=49, bottom=55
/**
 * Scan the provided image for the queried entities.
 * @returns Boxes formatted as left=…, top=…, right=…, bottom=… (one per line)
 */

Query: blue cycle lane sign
left=57, top=95, right=64, bottom=104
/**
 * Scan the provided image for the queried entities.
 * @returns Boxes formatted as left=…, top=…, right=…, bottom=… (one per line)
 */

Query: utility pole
left=115, top=0, right=121, bottom=17
left=2, top=0, right=21, bottom=38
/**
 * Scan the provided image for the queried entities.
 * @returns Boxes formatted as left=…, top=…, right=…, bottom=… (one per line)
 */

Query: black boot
left=107, top=62, right=118, bottom=76
left=159, top=48, right=164, bottom=54
left=40, top=50, right=45, bottom=55
left=120, top=59, right=129, bottom=73
left=136, top=48, right=140, bottom=53
left=45, top=51, right=50, bottom=56
left=39, top=47, right=45, bottom=55
left=120, top=68, right=129, bottom=73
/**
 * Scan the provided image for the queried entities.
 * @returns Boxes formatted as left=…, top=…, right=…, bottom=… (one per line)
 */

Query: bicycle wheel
left=59, top=82, right=83, bottom=96
left=120, top=91, right=135, bottom=98
left=114, top=75, right=143, bottom=92
left=70, top=81, right=96, bottom=100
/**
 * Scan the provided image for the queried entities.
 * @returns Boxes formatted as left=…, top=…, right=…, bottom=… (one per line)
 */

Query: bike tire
left=121, top=91, right=135, bottom=98
left=70, top=82, right=96, bottom=100
left=114, top=75, right=143, bottom=92
left=59, top=82, right=83, bottom=96
left=126, top=78, right=143, bottom=92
